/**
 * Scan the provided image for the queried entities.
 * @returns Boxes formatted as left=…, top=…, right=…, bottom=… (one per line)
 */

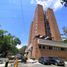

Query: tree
left=13, top=37, right=21, bottom=46
left=61, top=0, right=67, bottom=7
left=0, top=29, right=21, bottom=57
left=62, top=26, right=67, bottom=43
left=63, top=27, right=67, bottom=38
left=19, top=46, right=27, bottom=56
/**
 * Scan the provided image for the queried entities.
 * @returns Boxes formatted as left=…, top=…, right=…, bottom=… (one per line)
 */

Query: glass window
left=61, top=48, right=65, bottom=51
left=42, top=45, right=45, bottom=49
left=39, top=45, right=41, bottom=49
left=52, top=47, right=61, bottom=51
left=39, top=45, right=45, bottom=49
left=49, top=46, right=52, bottom=50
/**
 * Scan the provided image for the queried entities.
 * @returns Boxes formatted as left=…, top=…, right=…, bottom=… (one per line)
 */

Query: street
left=9, top=62, right=66, bottom=67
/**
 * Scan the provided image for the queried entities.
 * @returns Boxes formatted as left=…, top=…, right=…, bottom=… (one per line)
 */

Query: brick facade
left=46, top=8, right=61, bottom=41
left=26, top=4, right=67, bottom=60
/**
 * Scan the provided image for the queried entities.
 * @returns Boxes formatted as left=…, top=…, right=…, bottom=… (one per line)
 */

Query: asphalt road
left=9, top=62, right=66, bottom=67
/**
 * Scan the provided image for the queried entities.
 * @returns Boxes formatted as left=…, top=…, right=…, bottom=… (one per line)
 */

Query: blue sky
left=0, top=0, right=67, bottom=47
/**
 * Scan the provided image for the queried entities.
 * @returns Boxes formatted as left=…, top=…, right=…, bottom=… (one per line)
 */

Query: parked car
left=49, top=57, right=65, bottom=66
left=38, top=57, right=51, bottom=65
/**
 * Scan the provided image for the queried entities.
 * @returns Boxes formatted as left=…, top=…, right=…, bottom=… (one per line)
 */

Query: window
left=39, top=45, right=41, bottom=49
left=61, top=48, right=65, bottom=51
left=52, top=47, right=58, bottom=50
left=65, top=48, right=67, bottom=51
left=39, top=45, right=45, bottom=49
left=42, top=45, right=45, bottom=49
left=49, top=46, right=52, bottom=50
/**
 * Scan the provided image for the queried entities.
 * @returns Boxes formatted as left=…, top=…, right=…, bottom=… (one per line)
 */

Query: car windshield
left=43, top=57, right=49, bottom=60
left=53, top=57, right=62, bottom=60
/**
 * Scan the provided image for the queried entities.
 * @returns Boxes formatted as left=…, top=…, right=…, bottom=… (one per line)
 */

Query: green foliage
left=13, top=37, right=21, bottom=46
left=61, top=0, right=67, bottom=7
left=0, top=29, right=21, bottom=57
left=19, top=46, right=27, bottom=56
left=63, top=39, right=67, bottom=43
left=62, top=26, right=67, bottom=43
left=63, top=27, right=67, bottom=38
left=63, top=27, right=67, bottom=35
left=10, top=45, right=19, bottom=55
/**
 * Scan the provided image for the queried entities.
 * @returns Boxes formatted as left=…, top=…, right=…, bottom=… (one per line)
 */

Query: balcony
left=38, top=39, right=67, bottom=48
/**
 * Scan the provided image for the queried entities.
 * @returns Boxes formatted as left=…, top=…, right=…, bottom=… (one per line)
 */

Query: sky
left=0, top=0, right=67, bottom=48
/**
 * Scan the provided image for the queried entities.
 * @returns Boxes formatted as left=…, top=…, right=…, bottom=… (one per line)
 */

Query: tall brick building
left=25, top=4, right=67, bottom=60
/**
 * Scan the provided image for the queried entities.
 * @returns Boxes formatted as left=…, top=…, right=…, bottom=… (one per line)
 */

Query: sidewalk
left=0, top=63, right=11, bottom=67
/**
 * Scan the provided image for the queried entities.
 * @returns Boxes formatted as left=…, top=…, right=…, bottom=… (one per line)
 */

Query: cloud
left=31, top=0, right=35, bottom=4
left=30, top=0, right=63, bottom=11
left=53, top=0, right=63, bottom=11
left=16, top=44, right=22, bottom=49
left=16, top=43, right=27, bottom=49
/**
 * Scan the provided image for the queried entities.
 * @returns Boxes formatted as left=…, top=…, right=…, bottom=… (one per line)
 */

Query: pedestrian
left=14, top=57, right=19, bottom=67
